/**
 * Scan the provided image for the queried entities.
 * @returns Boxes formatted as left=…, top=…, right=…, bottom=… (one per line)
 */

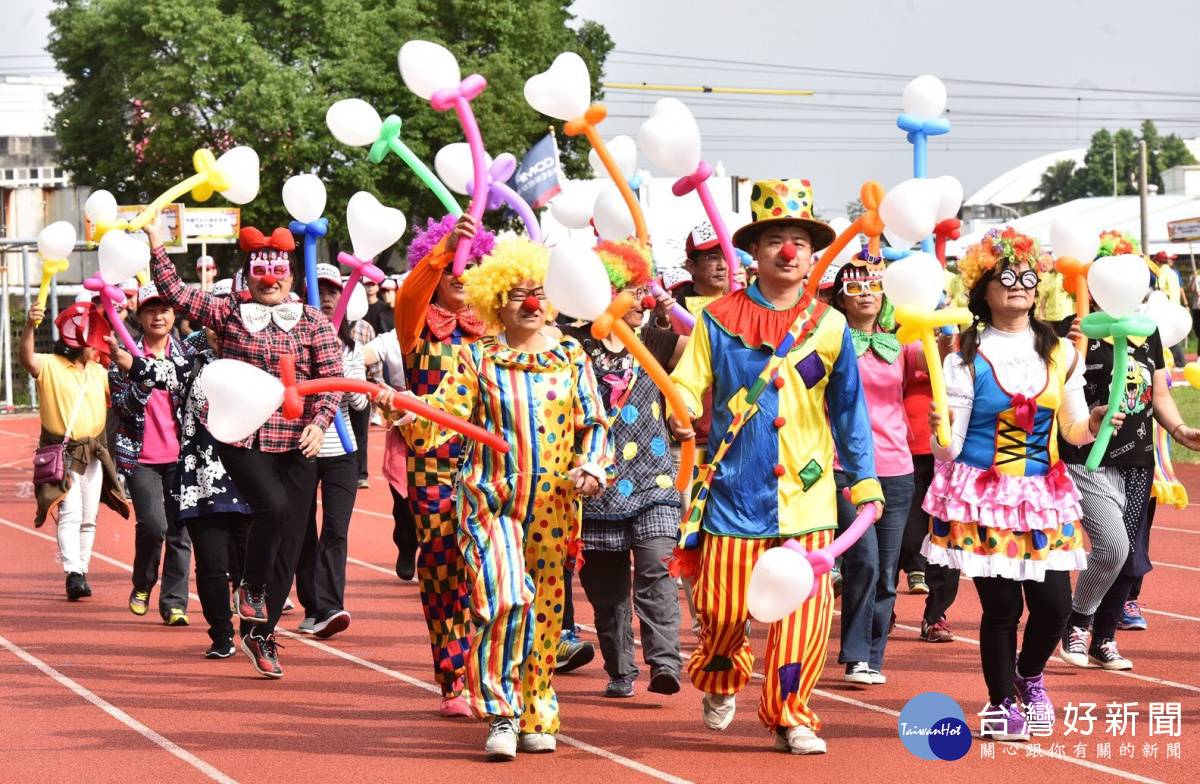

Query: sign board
left=184, top=207, right=241, bottom=243
left=1167, top=217, right=1200, bottom=243
left=83, top=203, right=187, bottom=254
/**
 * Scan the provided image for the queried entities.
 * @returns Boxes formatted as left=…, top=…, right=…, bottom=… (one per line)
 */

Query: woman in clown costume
left=925, top=228, right=1118, bottom=742
left=392, top=238, right=610, bottom=762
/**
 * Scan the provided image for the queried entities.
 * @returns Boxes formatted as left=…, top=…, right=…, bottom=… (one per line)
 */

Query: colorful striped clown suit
left=395, top=236, right=486, bottom=697
left=670, top=282, right=882, bottom=732
left=401, top=335, right=611, bottom=735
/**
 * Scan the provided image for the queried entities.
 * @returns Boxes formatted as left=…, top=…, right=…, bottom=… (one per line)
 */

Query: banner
left=508, top=133, right=561, bottom=210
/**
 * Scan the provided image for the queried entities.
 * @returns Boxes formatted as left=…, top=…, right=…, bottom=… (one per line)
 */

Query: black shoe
left=396, top=551, right=416, bottom=582
left=65, top=572, right=89, bottom=601
left=648, top=667, right=681, bottom=695
left=205, top=640, right=236, bottom=659
left=605, top=677, right=635, bottom=698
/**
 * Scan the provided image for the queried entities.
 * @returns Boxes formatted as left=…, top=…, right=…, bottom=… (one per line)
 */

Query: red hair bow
left=239, top=227, right=296, bottom=254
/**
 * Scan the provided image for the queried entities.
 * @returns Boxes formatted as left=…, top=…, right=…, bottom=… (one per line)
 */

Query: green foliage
left=47, top=0, right=612, bottom=272
left=1038, top=159, right=1079, bottom=208
left=845, top=198, right=864, bottom=222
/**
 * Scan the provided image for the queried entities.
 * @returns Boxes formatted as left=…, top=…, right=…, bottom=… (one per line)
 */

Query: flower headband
left=958, top=227, right=1049, bottom=291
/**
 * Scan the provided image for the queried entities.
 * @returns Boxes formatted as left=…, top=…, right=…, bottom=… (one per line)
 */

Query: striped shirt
left=318, top=342, right=370, bottom=458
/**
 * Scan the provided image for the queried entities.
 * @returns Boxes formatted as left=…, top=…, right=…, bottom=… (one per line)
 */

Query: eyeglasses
left=692, top=250, right=726, bottom=265
left=249, top=262, right=292, bottom=280
left=841, top=279, right=884, bottom=297
left=626, top=286, right=651, bottom=299
left=996, top=268, right=1040, bottom=290
left=509, top=288, right=547, bottom=302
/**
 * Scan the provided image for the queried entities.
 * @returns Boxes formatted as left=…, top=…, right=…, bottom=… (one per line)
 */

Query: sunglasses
left=996, top=268, right=1040, bottom=290
left=249, top=262, right=292, bottom=280
left=842, top=279, right=884, bottom=297
left=442, top=262, right=481, bottom=276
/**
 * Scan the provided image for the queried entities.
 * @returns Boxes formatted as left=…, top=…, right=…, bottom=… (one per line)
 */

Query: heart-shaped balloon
left=902, top=75, right=947, bottom=119
left=326, top=99, right=383, bottom=147
left=345, top=282, right=370, bottom=322
left=1050, top=215, right=1100, bottom=262
left=524, top=51, right=592, bottom=121
left=98, top=231, right=151, bottom=286
left=592, top=185, right=635, bottom=240
left=1088, top=254, right=1150, bottom=319
left=589, top=135, right=637, bottom=180
left=434, top=143, right=495, bottom=196
left=200, top=359, right=286, bottom=443
left=1144, top=290, right=1191, bottom=347
left=878, top=178, right=940, bottom=244
left=84, top=190, right=118, bottom=225
left=882, top=227, right=914, bottom=253
left=544, top=242, right=612, bottom=321
left=933, top=176, right=963, bottom=222
left=38, top=221, right=77, bottom=260
left=346, top=191, right=407, bottom=260
left=746, top=546, right=815, bottom=623
left=638, top=98, right=702, bottom=177
left=213, top=146, right=260, bottom=205
left=282, top=174, right=327, bottom=224
left=398, top=40, right=462, bottom=101
left=549, top=187, right=598, bottom=230
left=882, top=251, right=944, bottom=311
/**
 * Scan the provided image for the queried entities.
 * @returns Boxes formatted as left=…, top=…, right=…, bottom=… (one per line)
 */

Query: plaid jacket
left=151, top=247, right=343, bottom=452
left=109, top=333, right=192, bottom=475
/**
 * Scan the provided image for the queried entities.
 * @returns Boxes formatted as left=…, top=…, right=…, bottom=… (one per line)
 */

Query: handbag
left=33, top=373, right=90, bottom=486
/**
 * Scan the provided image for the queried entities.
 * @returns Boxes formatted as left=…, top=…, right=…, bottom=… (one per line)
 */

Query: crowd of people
left=18, top=178, right=1200, bottom=761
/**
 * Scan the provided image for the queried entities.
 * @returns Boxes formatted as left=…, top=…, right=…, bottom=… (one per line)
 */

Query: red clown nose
left=521, top=295, right=542, bottom=313
left=780, top=243, right=797, bottom=261
left=641, top=295, right=658, bottom=310
left=261, top=273, right=278, bottom=286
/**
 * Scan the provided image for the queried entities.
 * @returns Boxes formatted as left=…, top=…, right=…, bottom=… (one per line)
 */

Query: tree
left=1037, top=159, right=1079, bottom=208
left=47, top=0, right=612, bottom=272
left=1057, top=121, right=1198, bottom=200
left=845, top=198, right=864, bottom=222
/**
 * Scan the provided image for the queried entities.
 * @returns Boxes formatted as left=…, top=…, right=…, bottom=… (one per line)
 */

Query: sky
left=6, top=0, right=1200, bottom=218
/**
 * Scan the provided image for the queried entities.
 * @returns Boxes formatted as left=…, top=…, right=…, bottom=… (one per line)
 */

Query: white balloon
left=589, top=135, right=637, bottom=180
left=822, top=217, right=861, bottom=267
left=544, top=243, right=612, bottom=321
left=1050, top=215, right=1100, bottom=262
left=878, top=179, right=940, bottom=244
left=883, top=252, right=944, bottom=311
left=638, top=98, right=702, bottom=177
left=325, top=99, right=383, bottom=147
left=746, top=547, right=814, bottom=623
left=346, top=191, right=407, bottom=260
left=1088, top=255, right=1150, bottom=319
left=199, top=359, right=286, bottom=443
left=434, top=143, right=494, bottom=196
left=84, top=190, right=118, bottom=225
left=37, top=221, right=77, bottom=260
left=282, top=174, right=327, bottom=224
left=882, top=227, right=914, bottom=253
left=524, top=51, right=592, bottom=121
left=902, top=75, right=947, bottom=119
left=98, top=231, right=151, bottom=285
left=549, top=188, right=597, bottom=230
left=398, top=40, right=462, bottom=101
left=592, top=186, right=635, bottom=240
left=213, top=146, right=260, bottom=205
left=345, top=282, right=370, bottom=322
left=933, top=176, right=963, bottom=222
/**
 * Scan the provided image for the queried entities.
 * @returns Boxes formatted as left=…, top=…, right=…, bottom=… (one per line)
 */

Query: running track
left=0, top=413, right=1196, bottom=783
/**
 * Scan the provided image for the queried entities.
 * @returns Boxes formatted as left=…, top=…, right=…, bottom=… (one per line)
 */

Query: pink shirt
left=139, top=343, right=180, bottom=465
left=834, top=340, right=918, bottom=478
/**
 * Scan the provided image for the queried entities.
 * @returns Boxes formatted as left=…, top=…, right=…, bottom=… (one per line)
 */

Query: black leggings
left=187, top=511, right=252, bottom=644
left=973, top=572, right=1072, bottom=706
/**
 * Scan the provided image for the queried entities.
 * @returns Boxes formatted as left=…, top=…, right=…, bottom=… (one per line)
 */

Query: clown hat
left=732, top=179, right=835, bottom=252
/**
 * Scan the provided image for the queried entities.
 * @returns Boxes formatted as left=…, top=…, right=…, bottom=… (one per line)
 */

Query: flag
left=507, top=133, right=561, bottom=210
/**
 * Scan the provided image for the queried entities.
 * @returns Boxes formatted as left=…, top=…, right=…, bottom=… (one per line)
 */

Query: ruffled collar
left=482, top=333, right=575, bottom=371
left=705, top=285, right=825, bottom=351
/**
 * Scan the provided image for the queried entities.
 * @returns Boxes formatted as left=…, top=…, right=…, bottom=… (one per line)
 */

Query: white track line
left=1155, top=526, right=1199, bottom=535
left=1150, top=561, right=1200, bottom=572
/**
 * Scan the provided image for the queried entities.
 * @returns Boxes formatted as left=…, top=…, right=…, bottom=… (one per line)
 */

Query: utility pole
left=1112, top=138, right=1118, bottom=197
left=1139, top=140, right=1150, bottom=251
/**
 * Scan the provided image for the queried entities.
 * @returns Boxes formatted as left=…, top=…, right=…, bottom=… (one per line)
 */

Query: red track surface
left=1, top=412, right=1197, bottom=783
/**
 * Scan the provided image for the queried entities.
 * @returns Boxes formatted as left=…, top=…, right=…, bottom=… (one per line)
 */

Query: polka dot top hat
left=732, top=178, right=836, bottom=252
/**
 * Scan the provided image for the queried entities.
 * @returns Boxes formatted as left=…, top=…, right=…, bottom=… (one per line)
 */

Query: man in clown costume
left=668, top=179, right=883, bottom=755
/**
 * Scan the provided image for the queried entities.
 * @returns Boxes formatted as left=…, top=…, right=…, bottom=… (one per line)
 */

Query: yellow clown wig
left=461, top=237, right=550, bottom=330
left=594, top=239, right=655, bottom=291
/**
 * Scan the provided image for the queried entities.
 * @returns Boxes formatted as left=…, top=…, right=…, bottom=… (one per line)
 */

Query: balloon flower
left=805, top=181, right=886, bottom=297
left=81, top=229, right=154, bottom=356
left=34, top=221, right=76, bottom=326
left=399, top=40, right=489, bottom=278
left=434, top=145, right=542, bottom=242
left=325, top=99, right=462, bottom=219
left=544, top=244, right=694, bottom=491
left=83, top=272, right=139, bottom=357
left=883, top=253, right=972, bottom=447
left=283, top=174, right=329, bottom=309
left=1080, top=255, right=1156, bottom=472
left=897, top=76, right=951, bottom=181
left=331, top=191, right=405, bottom=330
left=1050, top=215, right=1101, bottom=354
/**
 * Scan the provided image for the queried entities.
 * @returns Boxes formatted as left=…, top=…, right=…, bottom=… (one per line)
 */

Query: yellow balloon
left=1184, top=362, right=1200, bottom=390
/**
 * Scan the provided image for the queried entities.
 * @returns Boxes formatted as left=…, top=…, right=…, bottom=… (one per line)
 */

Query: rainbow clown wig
left=958, top=226, right=1052, bottom=292
left=594, top=239, right=655, bottom=291
left=461, top=238, right=550, bottom=330
left=1095, top=229, right=1140, bottom=258
left=406, top=214, right=496, bottom=271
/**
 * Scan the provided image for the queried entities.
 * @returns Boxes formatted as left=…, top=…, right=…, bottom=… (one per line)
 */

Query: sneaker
left=907, top=571, right=929, bottom=594
left=395, top=550, right=416, bottom=582
left=163, top=608, right=190, bottom=626
left=484, top=717, right=518, bottom=761
left=1119, top=601, right=1147, bottom=631
left=844, top=662, right=873, bottom=685
left=1088, top=637, right=1133, bottom=670
left=920, top=617, right=954, bottom=643
left=517, top=733, right=556, bottom=753
left=648, top=667, right=681, bottom=695
left=440, top=694, right=472, bottom=717
left=774, top=725, right=827, bottom=755
left=298, top=617, right=316, bottom=635
left=555, top=627, right=595, bottom=674
left=312, top=610, right=351, bottom=639
left=205, top=640, right=236, bottom=659
left=241, top=631, right=283, bottom=679
left=235, top=582, right=268, bottom=624
left=701, top=692, right=736, bottom=731
left=1014, top=670, right=1055, bottom=726
left=282, top=597, right=295, bottom=613
left=1058, top=625, right=1090, bottom=667
left=979, top=698, right=1030, bottom=742
left=128, top=588, right=150, bottom=616
left=605, top=677, right=635, bottom=698
left=66, top=572, right=89, bottom=601
left=868, top=670, right=886, bottom=685
left=357, top=478, right=371, bottom=489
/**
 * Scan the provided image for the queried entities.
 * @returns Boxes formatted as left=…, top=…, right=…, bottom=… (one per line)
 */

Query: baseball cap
left=137, top=282, right=167, bottom=309
left=685, top=220, right=722, bottom=256
left=315, top=263, right=343, bottom=288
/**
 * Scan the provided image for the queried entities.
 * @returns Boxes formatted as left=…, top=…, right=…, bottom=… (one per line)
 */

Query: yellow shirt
left=1038, top=270, right=1076, bottom=322
left=35, top=354, right=109, bottom=439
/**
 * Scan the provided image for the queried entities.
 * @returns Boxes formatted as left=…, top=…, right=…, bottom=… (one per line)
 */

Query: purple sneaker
left=1014, top=670, right=1054, bottom=727
left=979, top=698, right=1030, bottom=742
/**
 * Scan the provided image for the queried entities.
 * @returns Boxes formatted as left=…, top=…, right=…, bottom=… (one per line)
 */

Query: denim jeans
left=127, top=462, right=192, bottom=617
left=835, top=471, right=914, bottom=671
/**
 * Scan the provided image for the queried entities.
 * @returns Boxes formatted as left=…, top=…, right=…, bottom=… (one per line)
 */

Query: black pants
left=127, top=462, right=192, bottom=617
left=187, top=512, right=252, bottom=644
left=390, top=485, right=418, bottom=560
left=296, top=453, right=358, bottom=621
left=923, top=563, right=961, bottom=625
left=1128, top=498, right=1156, bottom=602
left=562, top=568, right=575, bottom=632
left=899, top=455, right=934, bottom=574
left=350, top=406, right=370, bottom=482
left=973, top=572, right=1072, bottom=705
left=217, top=444, right=317, bottom=635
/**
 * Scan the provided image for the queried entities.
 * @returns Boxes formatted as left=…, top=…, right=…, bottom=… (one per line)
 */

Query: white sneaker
left=868, top=669, right=886, bottom=685
left=844, top=662, right=873, bottom=684
left=485, top=717, right=518, bottom=761
left=1058, top=625, right=1090, bottom=668
left=702, top=692, right=736, bottom=731
left=1088, top=637, right=1133, bottom=671
left=774, top=725, right=827, bottom=755
left=517, top=733, right=556, bottom=753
